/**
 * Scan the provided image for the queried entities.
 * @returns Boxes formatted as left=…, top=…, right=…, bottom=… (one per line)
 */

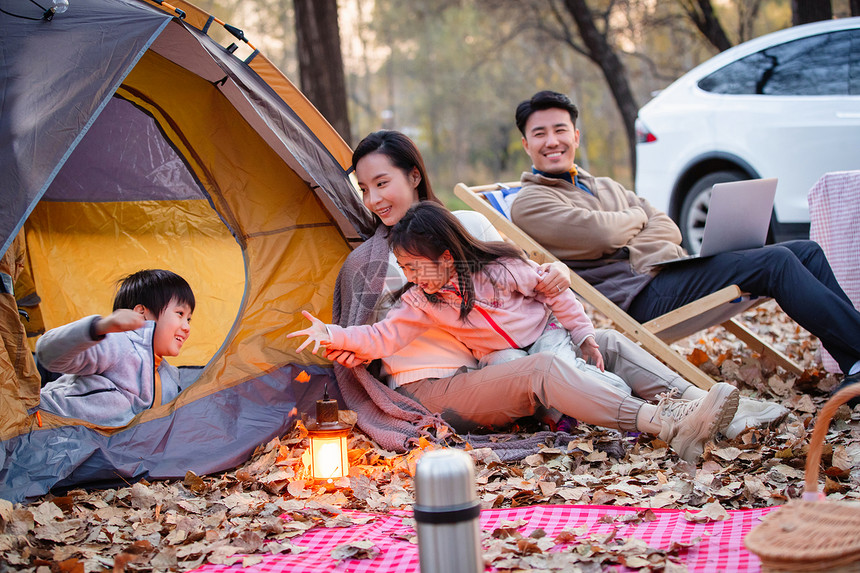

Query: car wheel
left=679, top=170, right=746, bottom=254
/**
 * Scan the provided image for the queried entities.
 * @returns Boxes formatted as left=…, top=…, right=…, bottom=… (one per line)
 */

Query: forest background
left=194, top=0, right=857, bottom=206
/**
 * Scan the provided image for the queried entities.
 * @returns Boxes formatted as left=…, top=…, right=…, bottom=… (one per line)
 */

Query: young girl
left=290, top=201, right=740, bottom=463
left=299, top=201, right=603, bottom=366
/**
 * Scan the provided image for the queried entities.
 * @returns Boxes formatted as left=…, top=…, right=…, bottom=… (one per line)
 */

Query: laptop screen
left=698, top=178, right=777, bottom=257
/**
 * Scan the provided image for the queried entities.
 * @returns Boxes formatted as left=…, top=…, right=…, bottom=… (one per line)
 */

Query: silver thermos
left=413, top=448, right=483, bottom=573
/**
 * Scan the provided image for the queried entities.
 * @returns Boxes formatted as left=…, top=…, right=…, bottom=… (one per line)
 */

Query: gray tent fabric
left=46, top=97, right=204, bottom=203
left=0, top=0, right=174, bottom=255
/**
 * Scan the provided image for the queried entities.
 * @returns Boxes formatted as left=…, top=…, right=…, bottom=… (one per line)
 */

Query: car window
left=698, top=29, right=859, bottom=96
left=852, top=30, right=860, bottom=95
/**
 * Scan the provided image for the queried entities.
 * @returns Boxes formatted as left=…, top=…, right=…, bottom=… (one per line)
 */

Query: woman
left=325, top=130, right=784, bottom=463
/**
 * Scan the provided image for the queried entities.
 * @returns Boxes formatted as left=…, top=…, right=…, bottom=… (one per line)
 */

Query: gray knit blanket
left=331, top=225, right=594, bottom=461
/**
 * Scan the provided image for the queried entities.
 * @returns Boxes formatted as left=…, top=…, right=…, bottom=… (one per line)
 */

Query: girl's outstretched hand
left=287, top=310, right=332, bottom=355
left=579, top=336, right=605, bottom=371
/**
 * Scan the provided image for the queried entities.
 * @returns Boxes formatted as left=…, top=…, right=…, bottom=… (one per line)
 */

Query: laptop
left=656, top=178, right=777, bottom=266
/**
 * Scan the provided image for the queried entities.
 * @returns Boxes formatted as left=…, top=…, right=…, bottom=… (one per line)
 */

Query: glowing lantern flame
left=305, top=384, right=352, bottom=484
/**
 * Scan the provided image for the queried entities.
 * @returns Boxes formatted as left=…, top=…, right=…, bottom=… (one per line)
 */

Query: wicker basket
left=744, top=383, right=860, bottom=572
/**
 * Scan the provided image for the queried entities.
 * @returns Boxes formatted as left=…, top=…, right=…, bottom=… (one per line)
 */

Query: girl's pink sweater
left=326, top=257, right=594, bottom=361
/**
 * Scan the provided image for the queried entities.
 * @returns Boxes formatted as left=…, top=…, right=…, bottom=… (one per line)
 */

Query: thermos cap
left=414, top=449, right=477, bottom=509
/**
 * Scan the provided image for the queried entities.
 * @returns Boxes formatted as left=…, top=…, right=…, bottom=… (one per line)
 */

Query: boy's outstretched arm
left=37, top=309, right=147, bottom=376
left=93, top=309, right=145, bottom=337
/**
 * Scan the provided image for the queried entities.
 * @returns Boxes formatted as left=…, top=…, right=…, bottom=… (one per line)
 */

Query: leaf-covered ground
left=2, top=302, right=859, bottom=572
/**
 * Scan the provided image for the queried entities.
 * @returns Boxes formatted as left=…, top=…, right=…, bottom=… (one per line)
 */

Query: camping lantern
left=305, top=386, right=352, bottom=484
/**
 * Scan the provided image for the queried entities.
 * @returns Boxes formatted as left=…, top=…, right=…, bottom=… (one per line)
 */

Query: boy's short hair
left=515, top=90, right=579, bottom=135
left=113, top=269, right=195, bottom=317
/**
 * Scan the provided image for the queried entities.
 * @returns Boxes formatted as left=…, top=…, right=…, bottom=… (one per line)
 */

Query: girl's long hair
left=389, top=202, right=524, bottom=320
left=352, top=131, right=443, bottom=227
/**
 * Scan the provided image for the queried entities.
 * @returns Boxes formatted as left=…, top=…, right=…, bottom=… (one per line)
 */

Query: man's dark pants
left=626, top=240, right=860, bottom=374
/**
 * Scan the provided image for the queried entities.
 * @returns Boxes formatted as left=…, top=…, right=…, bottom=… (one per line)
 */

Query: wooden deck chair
left=454, top=181, right=803, bottom=389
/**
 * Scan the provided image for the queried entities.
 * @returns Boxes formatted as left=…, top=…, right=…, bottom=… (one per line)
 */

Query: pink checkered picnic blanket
left=195, top=504, right=778, bottom=573
left=808, top=170, right=860, bottom=372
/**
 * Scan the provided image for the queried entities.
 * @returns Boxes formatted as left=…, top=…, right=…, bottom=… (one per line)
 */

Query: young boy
left=37, top=269, right=194, bottom=427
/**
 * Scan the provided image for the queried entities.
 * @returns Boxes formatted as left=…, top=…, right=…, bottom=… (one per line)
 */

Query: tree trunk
left=852, top=0, right=860, bottom=17
left=293, top=0, right=352, bottom=144
left=562, top=0, right=639, bottom=176
left=686, top=0, right=733, bottom=52
left=791, top=0, right=832, bottom=25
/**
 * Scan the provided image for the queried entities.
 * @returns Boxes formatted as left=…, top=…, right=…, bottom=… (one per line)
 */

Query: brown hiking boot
left=656, top=382, right=739, bottom=463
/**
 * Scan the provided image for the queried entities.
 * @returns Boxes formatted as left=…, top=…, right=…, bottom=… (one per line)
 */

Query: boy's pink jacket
left=326, top=257, right=595, bottom=361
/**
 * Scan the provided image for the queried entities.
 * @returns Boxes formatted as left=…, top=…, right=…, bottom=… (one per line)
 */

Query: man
left=510, top=90, right=860, bottom=398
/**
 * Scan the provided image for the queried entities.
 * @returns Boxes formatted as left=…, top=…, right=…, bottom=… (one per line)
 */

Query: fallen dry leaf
left=330, top=539, right=380, bottom=561
left=684, top=501, right=730, bottom=523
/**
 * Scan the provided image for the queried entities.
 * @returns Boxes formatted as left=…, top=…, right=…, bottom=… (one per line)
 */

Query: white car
left=635, top=17, right=860, bottom=254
